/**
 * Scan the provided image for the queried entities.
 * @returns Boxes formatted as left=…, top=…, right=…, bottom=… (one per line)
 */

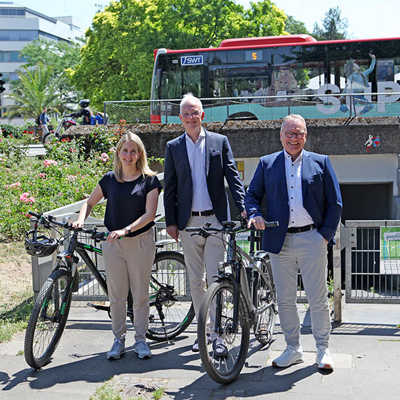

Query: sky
left=10, top=0, right=400, bottom=40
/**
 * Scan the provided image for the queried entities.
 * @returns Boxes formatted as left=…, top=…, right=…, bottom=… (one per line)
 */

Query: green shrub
left=0, top=135, right=113, bottom=241
left=1, top=124, right=24, bottom=139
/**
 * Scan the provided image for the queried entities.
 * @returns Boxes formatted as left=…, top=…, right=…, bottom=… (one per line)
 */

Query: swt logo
left=181, top=55, right=203, bottom=66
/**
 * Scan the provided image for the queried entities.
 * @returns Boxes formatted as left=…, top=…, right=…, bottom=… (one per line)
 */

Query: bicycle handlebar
left=185, top=219, right=279, bottom=236
left=28, top=211, right=107, bottom=241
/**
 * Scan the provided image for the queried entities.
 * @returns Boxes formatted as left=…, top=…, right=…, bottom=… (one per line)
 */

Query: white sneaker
left=134, top=341, right=152, bottom=359
left=316, top=348, right=334, bottom=371
left=192, top=334, right=211, bottom=352
left=272, top=346, right=304, bottom=368
left=106, top=338, right=125, bottom=360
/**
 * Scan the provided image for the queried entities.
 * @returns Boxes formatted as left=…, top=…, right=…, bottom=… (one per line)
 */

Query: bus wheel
left=228, top=112, right=258, bottom=121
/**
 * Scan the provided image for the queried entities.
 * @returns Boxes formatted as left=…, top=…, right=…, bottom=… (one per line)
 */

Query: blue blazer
left=164, top=130, right=245, bottom=230
left=245, top=150, right=342, bottom=254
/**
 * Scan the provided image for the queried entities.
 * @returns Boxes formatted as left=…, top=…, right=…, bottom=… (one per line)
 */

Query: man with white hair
left=164, top=93, right=246, bottom=355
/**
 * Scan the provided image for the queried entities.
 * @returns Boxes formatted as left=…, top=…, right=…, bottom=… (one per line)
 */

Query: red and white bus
left=150, top=34, right=400, bottom=123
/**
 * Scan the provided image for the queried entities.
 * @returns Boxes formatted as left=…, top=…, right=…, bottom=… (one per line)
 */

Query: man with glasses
left=164, top=93, right=246, bottom=356
left=246, top=114, right=342, bottom=371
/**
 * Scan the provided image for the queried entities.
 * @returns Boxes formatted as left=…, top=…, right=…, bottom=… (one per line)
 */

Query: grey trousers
left=179, top=215, right=224, bottom=325
left=102, top=228, right=155, bottom=343
left=268, top=229, right=330, bottom=350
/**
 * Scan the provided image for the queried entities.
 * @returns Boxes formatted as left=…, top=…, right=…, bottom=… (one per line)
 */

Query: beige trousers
left=102, top=228, right=155, bottom=343
left=179, top=215, right=224, bottom=325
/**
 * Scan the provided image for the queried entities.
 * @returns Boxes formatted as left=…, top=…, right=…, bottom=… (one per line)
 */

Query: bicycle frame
left=195, top=223, right=276, bottom=335
left=60, top=231, right=178, bottom=309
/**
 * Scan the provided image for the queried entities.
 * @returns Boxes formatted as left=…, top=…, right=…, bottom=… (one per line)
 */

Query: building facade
left=0, top=2, right=82, bottom=122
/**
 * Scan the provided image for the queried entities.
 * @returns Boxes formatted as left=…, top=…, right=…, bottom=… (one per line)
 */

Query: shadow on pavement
left=175, top=364, right=319, bottom=399
left=1, top=338, right=200, bottom=392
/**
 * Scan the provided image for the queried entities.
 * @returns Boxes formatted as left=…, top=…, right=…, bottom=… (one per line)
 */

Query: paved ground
left=1, top=303, right=399, bottom=399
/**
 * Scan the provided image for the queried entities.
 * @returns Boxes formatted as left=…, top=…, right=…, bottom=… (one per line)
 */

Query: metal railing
left=104, top=91, right=400, bottom=125
left=343, top=220, right=400, bottom=303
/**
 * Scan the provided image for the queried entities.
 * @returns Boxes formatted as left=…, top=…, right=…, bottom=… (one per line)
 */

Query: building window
left=0, top=51, right=26, bottom=62
left=0, top=8, right=25, bottom=16
left=38, top=31, right=68, bottom=42
left=0, top=30, right=38, bottom=41
left=1, top=72, right=19, bottom=82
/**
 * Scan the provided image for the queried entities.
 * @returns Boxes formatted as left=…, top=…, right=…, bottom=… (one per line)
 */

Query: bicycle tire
left=42, top=133, right=52, bottom=144
left=24, top=268, right=74, bottom=369
left=198, top=281, right=251, bottom=384
left=146, top=251, right=195, bottom=341
left=253, top=257, right=277, bottom=345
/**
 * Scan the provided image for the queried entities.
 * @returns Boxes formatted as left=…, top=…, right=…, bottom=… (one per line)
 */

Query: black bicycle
left=24, top=211, right=194, bottom=369
left=187, top=220, right=278, bottom=384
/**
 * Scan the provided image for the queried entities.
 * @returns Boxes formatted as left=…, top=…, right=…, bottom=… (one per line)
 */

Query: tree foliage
left=10, top=39, right=83, bottom=114
left=312, top=7, right=348, bottom=41
left=70, top=0, right=286, bottom=107
left=5, top=63, right=60, bottom=120
left=284, top=15, right=309, bottom=35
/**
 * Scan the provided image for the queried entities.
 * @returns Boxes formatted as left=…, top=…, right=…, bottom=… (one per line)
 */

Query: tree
left=312, top=7, right=348, bottom=41
left=285, top=15, right=309, bottom=35
left=13, top=39, right=83, bottom=113
left=5, top=63, right=60, bottom=120
left=69, top=0, right=286, bottom=107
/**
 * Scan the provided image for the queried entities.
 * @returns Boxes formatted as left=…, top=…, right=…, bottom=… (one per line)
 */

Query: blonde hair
left=113, top=131, right=156, bottom=182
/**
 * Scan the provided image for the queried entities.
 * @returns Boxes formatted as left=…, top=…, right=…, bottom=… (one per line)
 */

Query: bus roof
left=153, top=35, right=400, bottom=58
left=219, top=34, right=316, bottom=47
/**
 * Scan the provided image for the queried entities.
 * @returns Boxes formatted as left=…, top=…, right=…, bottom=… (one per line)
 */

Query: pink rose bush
left=43, top=159, right=58, bottom=167
left=20, top=192, right=35, bottom=204
left=100, top=153, right=110, bottom=163
left=5, top=181, right=21, bottom=189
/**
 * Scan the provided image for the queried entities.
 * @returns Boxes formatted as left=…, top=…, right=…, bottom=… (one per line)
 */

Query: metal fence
left=343, top=220, right=400, bottom=303
left=72, top=221, right=187, bottom=302
left=103, top=91, right=400, bottom=125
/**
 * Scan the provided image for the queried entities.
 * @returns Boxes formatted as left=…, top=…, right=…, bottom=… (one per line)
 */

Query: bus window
left=160, top=64, right=204, bottom=99
left=268, top=66, right=298, bottom=99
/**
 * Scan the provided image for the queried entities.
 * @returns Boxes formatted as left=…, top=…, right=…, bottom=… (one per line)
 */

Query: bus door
left=158, top=56, right=206, bottom=122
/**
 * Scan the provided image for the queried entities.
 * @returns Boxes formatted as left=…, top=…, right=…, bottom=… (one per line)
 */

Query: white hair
left=180, top=93, right=203, bottom=114
left=280, top=114, right=307, bottom=134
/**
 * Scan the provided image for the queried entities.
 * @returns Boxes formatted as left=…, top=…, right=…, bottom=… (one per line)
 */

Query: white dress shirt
left=284, top=150, right=314, bottom=228
left=185, top=129, right=213, bottom=212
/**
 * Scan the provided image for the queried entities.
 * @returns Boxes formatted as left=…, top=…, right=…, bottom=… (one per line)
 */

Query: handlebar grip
left=185, top=227, right=202, bottom=232
left=92, top=231, right=108, bottom=240
left=265, top=221, right=279, bottom=228
left=28, top=211, right=41, bottom=219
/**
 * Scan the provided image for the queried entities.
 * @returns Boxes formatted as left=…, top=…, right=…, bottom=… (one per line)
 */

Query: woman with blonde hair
left=73, top=131, right=161, bottom=360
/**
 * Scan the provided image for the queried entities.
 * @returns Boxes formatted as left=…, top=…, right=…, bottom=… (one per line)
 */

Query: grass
left=90, top=382, right=123, bottom=400
left=0, top=291, right=33, bottom=343
left=0, top=240, right=27, bottom=261
left=0, top=240, right=34, bottom=343
left=90, top=380, right=166, bottom=400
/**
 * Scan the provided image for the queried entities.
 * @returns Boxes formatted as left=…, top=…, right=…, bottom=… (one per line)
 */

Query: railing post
left=333, top=224, right=342, bottom=323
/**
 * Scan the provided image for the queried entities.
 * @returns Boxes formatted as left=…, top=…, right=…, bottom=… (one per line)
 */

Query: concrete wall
left=71, top=116, right=400, bottom=217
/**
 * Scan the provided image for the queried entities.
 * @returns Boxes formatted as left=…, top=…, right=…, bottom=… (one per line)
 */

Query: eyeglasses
left=181, top=110, right=202, bottom=119
left=284, top=130, right=306, bottom=138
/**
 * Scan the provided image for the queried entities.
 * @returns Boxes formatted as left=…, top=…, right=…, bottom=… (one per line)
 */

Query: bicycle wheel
left=253, top=257, right=277, bottom=345
left=42, top=132, right=51, bottom=144
left=198, top=281, right=251, bottom=384
left=146, top=251, right=195, bottom=341
left=24, top=268, right=74, bottom=369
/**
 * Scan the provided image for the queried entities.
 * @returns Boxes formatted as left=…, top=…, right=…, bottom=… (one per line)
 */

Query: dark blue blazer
left=245, top=150, right=342, bottom=254
left=164, top=130, right=245, bottom=230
